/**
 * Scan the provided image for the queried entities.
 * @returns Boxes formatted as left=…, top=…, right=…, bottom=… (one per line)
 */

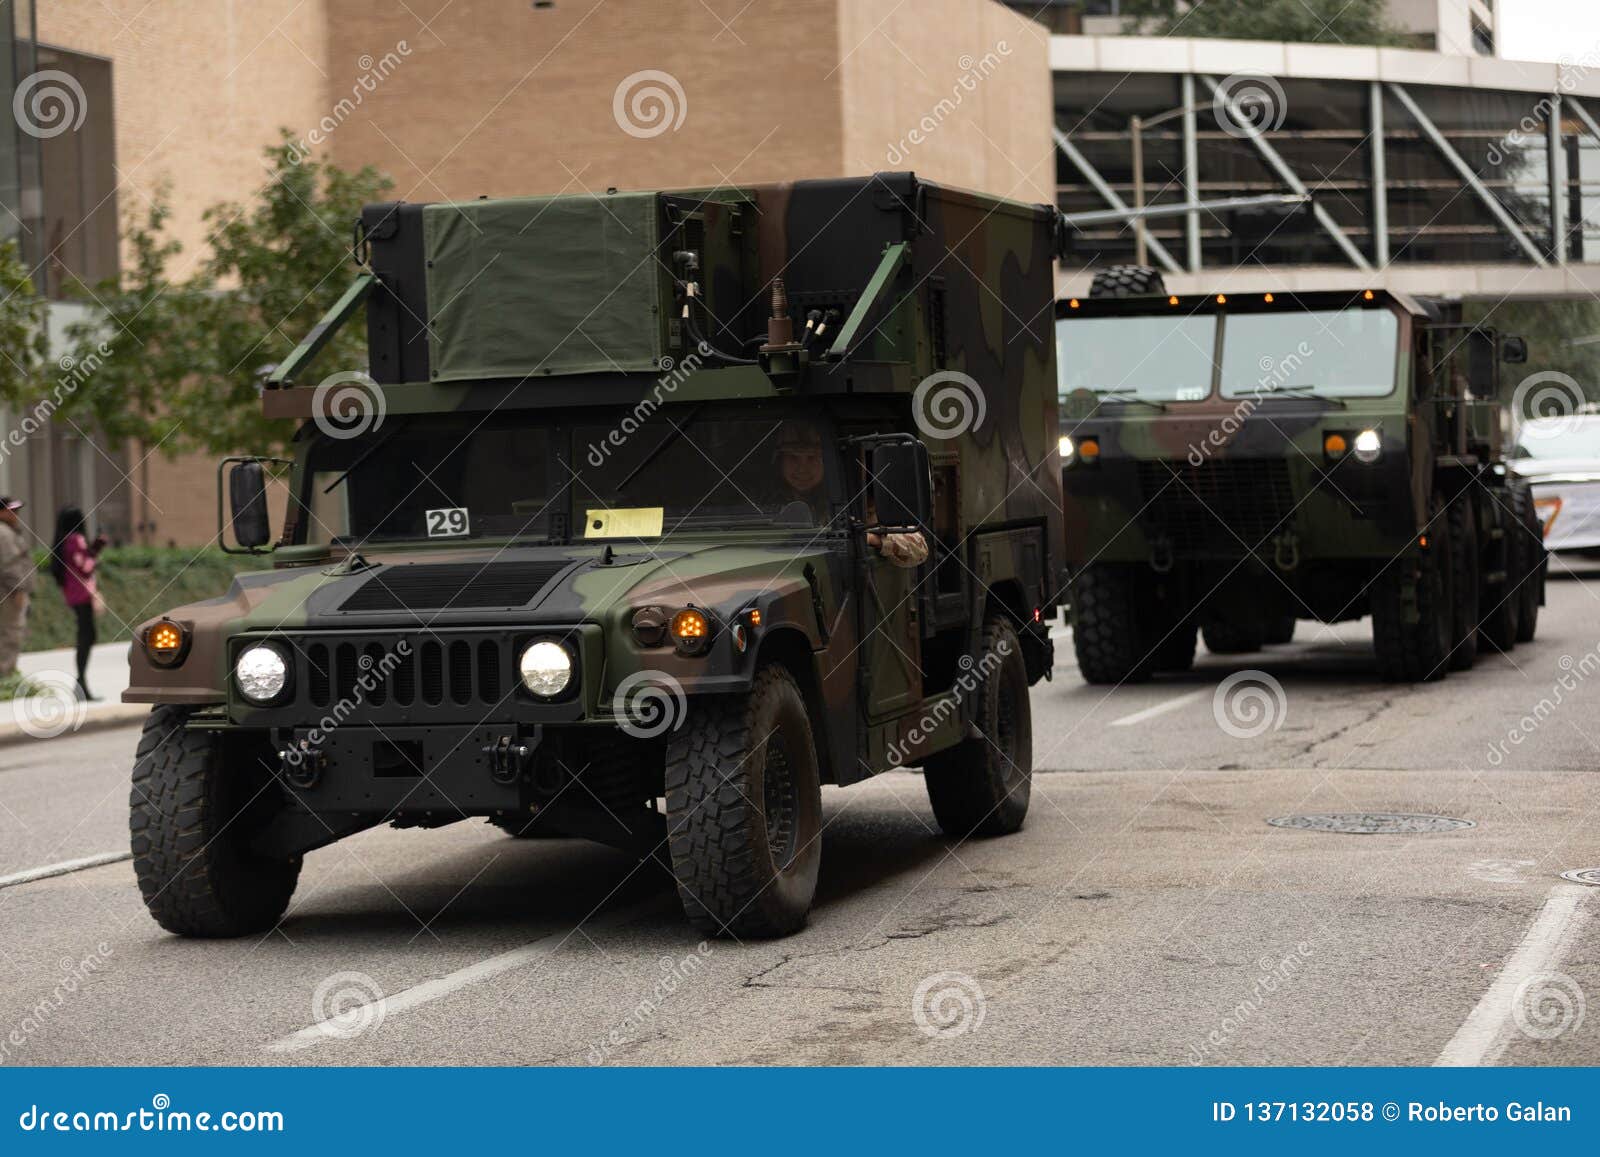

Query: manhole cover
left=1559, top=868, right=1600, bottom=886
left=1267, top=813, right=1475, bottom=834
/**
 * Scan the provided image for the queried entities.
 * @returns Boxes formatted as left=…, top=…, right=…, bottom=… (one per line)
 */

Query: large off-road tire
left=1371, top=499, right=1453, bottom=682
left=1513, top=482, right=1543, bottom=643
left=1478, top=488, right=1523, bottom=654
left=1072, top=564, right=1152, bottom=684
left=1150, top=622, right=1198, bottom=673
left=1265, top=615, right=1296, bottom=645
left=664, top=665, right=822, bottom=939
left=1089, top=264, right=1167, bottom=299
left=1446, top=495, right=1479, bottom=670
left=1202, top=618, right=1266, bottom=655
left=129, top=705, right=300, bottom=938
left=923, top=617, right=1032, bottom=839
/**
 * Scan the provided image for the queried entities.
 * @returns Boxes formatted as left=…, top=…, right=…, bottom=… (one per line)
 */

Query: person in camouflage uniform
left=0, top=497, right=35, bottom=677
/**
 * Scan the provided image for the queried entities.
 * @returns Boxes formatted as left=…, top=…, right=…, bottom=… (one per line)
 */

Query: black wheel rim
left=762, top=735, right=798, bottom=869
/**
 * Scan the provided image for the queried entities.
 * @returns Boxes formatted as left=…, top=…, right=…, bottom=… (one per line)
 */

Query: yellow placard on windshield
left=584, top=507, right=664, bottom=539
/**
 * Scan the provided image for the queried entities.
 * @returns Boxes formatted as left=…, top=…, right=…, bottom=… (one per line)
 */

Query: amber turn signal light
left=145, top=619, right=189, bottom=667
left=1324, top=433, right=1348, bottom=458
left=1078, top=437, right=1101, bottom=461
left=671, top=608, right=712, bottom=656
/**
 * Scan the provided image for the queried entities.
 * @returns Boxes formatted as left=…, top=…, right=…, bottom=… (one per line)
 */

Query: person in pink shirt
left=49, top=506, right=107, bottom=701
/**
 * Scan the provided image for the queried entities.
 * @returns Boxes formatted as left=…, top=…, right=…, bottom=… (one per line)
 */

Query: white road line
left=1108, top=689, right=1207, bottom=728
left=264, top=896, right=665, bottom=1054
left=0, top=851, right=131, bottom=890
left=1435, top=883, right=1592, bottom=1067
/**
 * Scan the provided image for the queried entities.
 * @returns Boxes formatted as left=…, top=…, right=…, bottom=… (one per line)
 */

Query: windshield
left=301, top=410, right=832, bottom=545
left=1512, top=418, right=1600, bottom=460
left=1057, top=314, right=1215, bottom=402
left=1220, top=309, right=1399, bottom=398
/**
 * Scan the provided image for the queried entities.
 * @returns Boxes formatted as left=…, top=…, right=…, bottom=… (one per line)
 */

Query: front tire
left=1512, top=482, right=1543, bottom=643
left=923, top=617, right=1032, bottom=839
left=1446, top=495, right=1479, bottom=670
left=1265, top=615, right=1296, bottom=645
left=129, top=705, right=300, bottom=937
left=1202, top=618, right=1266, bottom=655
left=664, top=665, right=821, bottom=939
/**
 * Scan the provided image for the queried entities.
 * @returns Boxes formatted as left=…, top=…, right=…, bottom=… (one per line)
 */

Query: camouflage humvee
left=125, top=173, right=1063, bottom=940
left=1056, top=267, right=1545, bottom=685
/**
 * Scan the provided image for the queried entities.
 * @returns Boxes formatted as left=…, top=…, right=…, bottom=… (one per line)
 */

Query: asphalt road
left=1, top=560, right=1596, bottom=1067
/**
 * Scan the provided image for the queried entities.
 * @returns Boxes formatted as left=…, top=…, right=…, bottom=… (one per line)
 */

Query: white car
left=1510, top=415, right=1600, bottom=553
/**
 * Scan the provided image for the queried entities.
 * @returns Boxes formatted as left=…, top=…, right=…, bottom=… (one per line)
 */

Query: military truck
left=124, top=174, right=1063, bottom=940
left=1056, top=267, right=1545, bottom=684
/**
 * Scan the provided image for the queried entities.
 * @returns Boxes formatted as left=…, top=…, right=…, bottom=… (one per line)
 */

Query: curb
left=0, top=704, right=149, bottom=748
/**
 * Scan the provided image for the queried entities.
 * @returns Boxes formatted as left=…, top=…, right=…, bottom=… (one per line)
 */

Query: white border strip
left=0, top=851, right=131, bottom=890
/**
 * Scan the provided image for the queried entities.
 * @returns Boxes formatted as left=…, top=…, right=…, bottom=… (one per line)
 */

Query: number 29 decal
left=425, top=507, right=470, bottom=538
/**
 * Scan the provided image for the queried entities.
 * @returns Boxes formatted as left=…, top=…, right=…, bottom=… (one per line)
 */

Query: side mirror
left=227, top=459, right=273, bottom=550
left=1501, top=335, right=1528, bottom=365
left=869, top=439, right=931, bottom=533
left=1466, top=329, right=1498, bottom=398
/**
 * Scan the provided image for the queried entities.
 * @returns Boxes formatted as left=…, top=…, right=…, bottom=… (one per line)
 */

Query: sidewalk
left=3, top=642, right=147, bottom=746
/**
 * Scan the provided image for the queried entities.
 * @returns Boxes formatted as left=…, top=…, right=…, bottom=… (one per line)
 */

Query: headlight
left=235, top=644, right=289, bottom=704
left=519, top=640, right=573, bottom=696
left=1059, top=435, right=1075, bottom=461
left=1352, top=429, right=1382, bottom=464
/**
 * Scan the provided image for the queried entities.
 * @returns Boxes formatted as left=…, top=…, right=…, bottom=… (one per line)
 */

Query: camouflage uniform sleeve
left=879, top=531, right=928, bottom=568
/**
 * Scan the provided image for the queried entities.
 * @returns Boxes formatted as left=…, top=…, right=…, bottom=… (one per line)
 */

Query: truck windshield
left=1220, top=309, right=1399, bottom=398
left=1056, top=314, right=1216, bottom=402
left=302, top=411, right=832, bottom=545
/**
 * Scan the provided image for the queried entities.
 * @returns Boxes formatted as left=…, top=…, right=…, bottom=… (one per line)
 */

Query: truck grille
left=1136, top=459, right=1296, bottom=552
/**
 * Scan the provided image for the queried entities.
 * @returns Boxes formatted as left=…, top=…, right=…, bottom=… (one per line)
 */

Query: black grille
left=338, top=561, right=570, bottom=613
left=285, top=633, right=509, bottom=714
left=1136, top=459, right=1296, bottom=552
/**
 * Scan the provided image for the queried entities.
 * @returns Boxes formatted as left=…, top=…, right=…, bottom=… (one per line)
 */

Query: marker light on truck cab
left=671, top=608, right=711, bottom=656
left=144, top=619, right=189, bottom=668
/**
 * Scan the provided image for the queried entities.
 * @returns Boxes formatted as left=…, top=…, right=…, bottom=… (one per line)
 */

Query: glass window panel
left=1057, top=315, right=1217, bottom=402
left=1219, top=310, right=1400, bottom=398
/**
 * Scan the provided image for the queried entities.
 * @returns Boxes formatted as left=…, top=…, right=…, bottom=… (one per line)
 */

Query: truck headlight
left=1352, top=429, right=1382, bottom=464
left=519, top=640, right=573, bottom=696
left=236, top=644, right=289, bottom=704
left=1059, top=435, right=1075, bottom=461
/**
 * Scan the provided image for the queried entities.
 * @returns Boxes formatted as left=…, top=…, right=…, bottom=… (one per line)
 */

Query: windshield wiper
left=611, top=404, right=708, bottom=494
left=321, top=416, right=413, bottom=494
left=1255, top=385, right=1347, bottom=408
left=1094, top=389, right=1167, bottom=412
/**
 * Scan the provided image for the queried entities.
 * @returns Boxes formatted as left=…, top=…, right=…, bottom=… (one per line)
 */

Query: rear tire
left=664, top=665, right=821, bottom=939
left=1512, top=482, right=1543, bottom=643
left=1072, top=564, right=1152, bottom=684
left=1202, top=618, right=1266, bottom=655
left=1265, top=615, right=1296, bottom=645
left=1372, top=498, right=1452, bottom=682
left=1479, top=488, right=1523, bottom=653
left=923, top=617, right=1032, bottom=839
left=1089, top=265, right=1167, bottom=299
left=129, top=705, right=300, bottom=938
left=1446, top=496, right=1479, bottom=670
left=1151, top=622, right=1198, bottom=673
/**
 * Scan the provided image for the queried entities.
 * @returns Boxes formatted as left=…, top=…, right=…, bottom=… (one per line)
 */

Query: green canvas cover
left=422, top=193, right=664, bottom=382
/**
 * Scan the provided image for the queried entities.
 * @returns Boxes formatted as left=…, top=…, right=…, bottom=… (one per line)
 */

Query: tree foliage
left=0, top=238, right=47, bottom=404
left=19, top=137, right=393, bottom=457
left=1120, top=0, right=1409, bottom=46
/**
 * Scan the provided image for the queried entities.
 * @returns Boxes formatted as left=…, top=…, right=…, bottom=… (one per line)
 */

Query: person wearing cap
left=0, top=497, right=35, bottom=678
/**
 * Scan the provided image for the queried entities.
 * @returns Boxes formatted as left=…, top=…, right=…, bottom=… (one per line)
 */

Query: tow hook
left=1274, top=534, right=1301, bottom=572
left=1150, top=538, right=1174, bottom=573
left=482, top=731, right=539, bottom=784
left=279, top=738, right=327, bottom=789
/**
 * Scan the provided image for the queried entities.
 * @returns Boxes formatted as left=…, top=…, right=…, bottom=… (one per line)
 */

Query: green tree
left=1120, top=0, right=1409, bottom=46
left=32, top=137, right=392, bottom=457
left=0, top=238, right=48, bottom=405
